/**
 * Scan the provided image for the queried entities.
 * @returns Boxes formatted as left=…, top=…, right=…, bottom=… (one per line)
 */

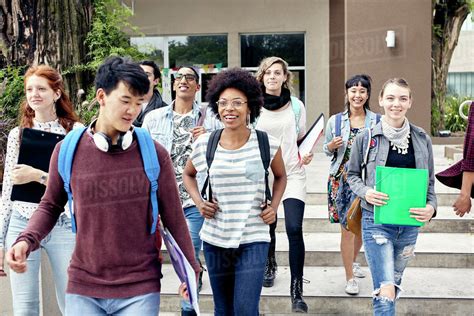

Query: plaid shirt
left=461, top=101, right=474, bottom=172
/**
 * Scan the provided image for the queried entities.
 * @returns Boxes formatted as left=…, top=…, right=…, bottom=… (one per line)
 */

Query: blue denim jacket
left=142, top=101, right=222, bottom=153
left=346, top=122, right=437, bottom=214
left=323, top=109, right=379, bottom=175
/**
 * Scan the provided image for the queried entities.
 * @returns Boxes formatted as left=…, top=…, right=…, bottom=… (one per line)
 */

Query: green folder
left=374, top=166, right=428, bottom=227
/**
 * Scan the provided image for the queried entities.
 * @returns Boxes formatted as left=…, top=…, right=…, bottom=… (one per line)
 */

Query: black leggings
left=268, top=198, right=306, bottom=278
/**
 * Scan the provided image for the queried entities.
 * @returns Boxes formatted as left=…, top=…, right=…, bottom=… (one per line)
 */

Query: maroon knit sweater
left=15, top=133, right=199, bottom=298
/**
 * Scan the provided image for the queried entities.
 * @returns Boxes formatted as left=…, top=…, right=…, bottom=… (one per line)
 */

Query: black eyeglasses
left=174, top=73, right=197, bottom=82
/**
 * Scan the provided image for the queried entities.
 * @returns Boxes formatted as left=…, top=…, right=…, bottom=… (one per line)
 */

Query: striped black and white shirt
left=191, top=129, right=280, bottom=248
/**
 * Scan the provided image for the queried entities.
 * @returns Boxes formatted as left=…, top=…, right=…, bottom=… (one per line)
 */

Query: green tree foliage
left=431, top=0, right=471, bottom=134
left=0, top=66, right=26, bottom=168
left=84, top=0, right=146, bottom=70
left=0, top=0, right=149, bottom=177
left=71, top=0, right=148, bottom=125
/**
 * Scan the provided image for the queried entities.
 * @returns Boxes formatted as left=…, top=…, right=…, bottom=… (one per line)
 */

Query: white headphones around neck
left=89, top=119, right=134, bottom=152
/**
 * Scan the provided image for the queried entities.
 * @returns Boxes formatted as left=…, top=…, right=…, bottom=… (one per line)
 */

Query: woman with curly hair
left=183, top=68, right=286, bottom=315
left=254, top=56, right=312, bottom=313
left=0, top=65, right=81, bottom=315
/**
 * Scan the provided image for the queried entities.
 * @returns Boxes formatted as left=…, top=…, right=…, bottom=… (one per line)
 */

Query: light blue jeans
left=181, top=205, right=204, bottom=312
left=65, top=292, right=160, bottom=315
left=6, top=210, right=75, bottom=316
left=362, top=209, right=419, bottom=316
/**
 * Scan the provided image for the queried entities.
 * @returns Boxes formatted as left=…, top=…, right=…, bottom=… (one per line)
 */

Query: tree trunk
left=432, top=0, right=470, bottom=132
left=0, top=0, right=93, bottom=106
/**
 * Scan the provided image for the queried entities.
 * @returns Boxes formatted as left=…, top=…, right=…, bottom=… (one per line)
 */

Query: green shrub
left=444, top=95, right=471, bottom=133
left=0, top=66, right=26, bottom=168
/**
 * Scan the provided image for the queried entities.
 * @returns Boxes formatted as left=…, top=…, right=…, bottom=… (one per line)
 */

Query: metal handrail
left=459, top=100, right=472, bottom=120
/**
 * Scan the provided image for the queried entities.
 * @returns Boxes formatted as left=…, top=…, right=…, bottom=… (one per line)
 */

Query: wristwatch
left=39, top=173, right=47, bottom=185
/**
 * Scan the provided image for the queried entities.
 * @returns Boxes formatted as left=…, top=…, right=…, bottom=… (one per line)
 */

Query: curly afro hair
left=205, top=68, right=263, bottom=124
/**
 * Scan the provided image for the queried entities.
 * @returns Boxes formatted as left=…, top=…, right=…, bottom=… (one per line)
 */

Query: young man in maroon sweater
left=6, top=57, right=200, bottom=315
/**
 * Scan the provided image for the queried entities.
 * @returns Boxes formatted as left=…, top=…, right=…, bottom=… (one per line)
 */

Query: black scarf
left=263, top=87, right=291, bottom=111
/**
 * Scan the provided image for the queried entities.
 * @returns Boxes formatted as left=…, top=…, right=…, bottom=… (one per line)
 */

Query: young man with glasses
left=142, top=66, right=221, bottom=316
left=133, top=60, right=168, bottom=127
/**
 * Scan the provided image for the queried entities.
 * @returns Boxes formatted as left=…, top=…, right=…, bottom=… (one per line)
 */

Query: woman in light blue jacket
left=323, top=74, right=379, bottom=295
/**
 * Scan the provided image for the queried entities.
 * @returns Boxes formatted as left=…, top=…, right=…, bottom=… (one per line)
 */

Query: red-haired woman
left=0, top=65, right=82, bottom=315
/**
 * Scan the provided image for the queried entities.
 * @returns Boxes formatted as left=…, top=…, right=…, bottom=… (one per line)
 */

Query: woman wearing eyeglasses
left=254, top=56, right=312, bottom=313
left=142, top=66, right=221, bottom=316
left=183, top=68, right=286, bottom=316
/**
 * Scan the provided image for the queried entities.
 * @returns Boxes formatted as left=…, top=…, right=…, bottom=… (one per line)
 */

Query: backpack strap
left=201, top=129, right=223, bottom=201
left=135, top=127, right=161, bottom=234
left=256, top=130, right=272, bottom=202
left=360, top=128, right=373, bottom=183
left=376, top=113, right=381, bottom=124
left=58, top=127, right=87, bottom=233
left=335, top=112, right=343, bottom=137
left=331, top=112, right=344, bottom=162
left=290, top=96, right=301, bottom=135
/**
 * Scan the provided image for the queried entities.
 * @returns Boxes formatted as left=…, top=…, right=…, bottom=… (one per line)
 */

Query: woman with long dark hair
left=323, top=74, right=379, bottom=295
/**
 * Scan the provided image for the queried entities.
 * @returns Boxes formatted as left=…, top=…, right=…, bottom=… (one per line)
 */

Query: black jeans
left=268, top=198, right=306, bottom=278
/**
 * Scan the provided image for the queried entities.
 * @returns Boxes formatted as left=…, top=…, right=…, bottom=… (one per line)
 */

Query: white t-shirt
left=256, top=99, right=307, bottom=201
left=191, top=130, right=279, bottom=248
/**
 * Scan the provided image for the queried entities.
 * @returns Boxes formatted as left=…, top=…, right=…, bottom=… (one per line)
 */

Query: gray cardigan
left=346, top=122, right=437, bottom=216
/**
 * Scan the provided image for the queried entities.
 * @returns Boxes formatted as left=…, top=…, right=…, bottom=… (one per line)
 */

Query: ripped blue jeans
left=362, top=209, right=419, bottom=316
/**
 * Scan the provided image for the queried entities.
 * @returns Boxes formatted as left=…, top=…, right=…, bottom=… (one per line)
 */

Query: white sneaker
left=352, top=262, right=366, bottom=278
left=345, top=278, right=359, bottom=295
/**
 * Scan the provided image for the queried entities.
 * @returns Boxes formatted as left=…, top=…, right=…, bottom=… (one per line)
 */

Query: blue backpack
left=58, top=127, right=160, bottom=234
left=290, top=96, right=302, bottom=135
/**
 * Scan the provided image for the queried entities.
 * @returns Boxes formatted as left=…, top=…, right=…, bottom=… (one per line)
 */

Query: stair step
left=158, top=265, right=474, bottom=315
left=160, top=232, right=473, bottom=269
left=276, top=205, right=474, bottom=233
left=271, top=232, right=473, bottom=269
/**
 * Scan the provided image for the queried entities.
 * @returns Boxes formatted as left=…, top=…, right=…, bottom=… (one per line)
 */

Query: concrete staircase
left=158, top=148, right=474, bottom=315
left=0, top=146, right=472, bottom=315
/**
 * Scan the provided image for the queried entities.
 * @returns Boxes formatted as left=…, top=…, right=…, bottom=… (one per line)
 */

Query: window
left=240, top=33, right=305, bottom=103
left=131, top=35, right=228, bottom=68
left=447, top=72, right=474, bottom=97
left=241, top=33, right=305, bottom=67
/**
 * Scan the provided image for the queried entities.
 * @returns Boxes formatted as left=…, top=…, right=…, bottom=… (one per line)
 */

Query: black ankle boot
left=262, top=255, right=277, bottom=287
left=291, top=277, right=308, bottom=313
left=181, top=309, right=197, bottom=316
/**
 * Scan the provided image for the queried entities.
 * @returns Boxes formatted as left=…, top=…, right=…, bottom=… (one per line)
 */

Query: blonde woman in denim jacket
left=323, top=74, right=379, bottom=295
left=347, top=78, right=436, bottom=316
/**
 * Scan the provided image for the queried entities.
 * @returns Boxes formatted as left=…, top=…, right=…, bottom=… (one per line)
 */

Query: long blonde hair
left=255, top=56, right=293, bottom=93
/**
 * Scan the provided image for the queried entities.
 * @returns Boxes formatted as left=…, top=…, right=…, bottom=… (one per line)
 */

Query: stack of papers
left=298, top=113, right=325, bottom=157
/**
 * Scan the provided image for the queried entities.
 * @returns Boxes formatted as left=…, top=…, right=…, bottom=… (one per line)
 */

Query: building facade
left=129, top=0, right=432, bottom=131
